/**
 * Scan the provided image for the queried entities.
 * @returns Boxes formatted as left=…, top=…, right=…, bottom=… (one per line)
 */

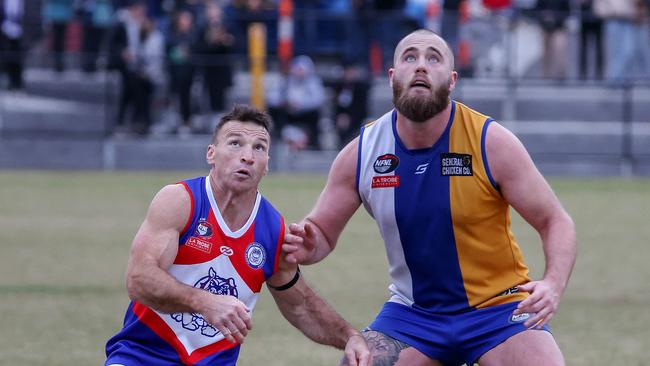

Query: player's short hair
left=212, top=104, right=273, bottom=142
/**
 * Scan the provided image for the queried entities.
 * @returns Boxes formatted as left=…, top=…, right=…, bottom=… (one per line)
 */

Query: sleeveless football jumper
left=106, top=176, right=284, bottom=366
left=357, top=101, right=549, bottom=365
left=357, top=101, right=530, bottom=313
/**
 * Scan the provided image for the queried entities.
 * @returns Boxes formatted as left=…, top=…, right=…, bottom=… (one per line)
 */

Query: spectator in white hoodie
left=268, top=55, right=325, bottom=150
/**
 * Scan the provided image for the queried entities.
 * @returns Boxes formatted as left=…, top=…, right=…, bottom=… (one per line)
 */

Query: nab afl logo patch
left=245, top=242, right=266, bottom=269
left=373, top=154, right=399, bottom=174
left=196, top=221, right=213, bottom=238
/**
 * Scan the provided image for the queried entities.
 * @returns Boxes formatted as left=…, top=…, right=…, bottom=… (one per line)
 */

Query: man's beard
left=392, top=78, right=451, bottom=123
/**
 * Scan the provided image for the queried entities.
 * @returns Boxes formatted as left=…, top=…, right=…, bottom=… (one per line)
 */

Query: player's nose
left=240, top=146, right=255, bottom=163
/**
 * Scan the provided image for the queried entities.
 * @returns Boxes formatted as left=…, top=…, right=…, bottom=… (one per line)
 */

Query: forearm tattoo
left=340, top=330, right=410, bottom=366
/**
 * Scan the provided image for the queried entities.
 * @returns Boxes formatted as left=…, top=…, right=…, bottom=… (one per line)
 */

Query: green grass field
left=0, top=171, right=648, bottom=365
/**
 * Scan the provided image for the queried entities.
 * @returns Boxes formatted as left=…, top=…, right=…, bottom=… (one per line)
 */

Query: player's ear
left=449, top=71, right=458, bottom=92
left=206, top=143, right=216, bottom=165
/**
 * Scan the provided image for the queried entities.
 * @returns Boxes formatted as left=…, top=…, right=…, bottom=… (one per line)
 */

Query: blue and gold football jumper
left=356, top=101, right=547, bottom=365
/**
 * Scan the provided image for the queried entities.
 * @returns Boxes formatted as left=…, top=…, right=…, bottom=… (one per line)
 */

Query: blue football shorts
left=368, top=300, right=551, bottom=366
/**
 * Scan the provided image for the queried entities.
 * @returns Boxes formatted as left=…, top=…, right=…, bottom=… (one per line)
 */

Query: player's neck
left=209, top=174, right=257, bottom=232
left=396, top=103, right=452, bottom=150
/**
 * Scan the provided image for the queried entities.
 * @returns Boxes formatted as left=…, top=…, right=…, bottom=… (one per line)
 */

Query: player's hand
left=199, top=293, right=252, bottom=344
left=282, top=222, right=318, bottom=264
left=343, top=333, right=371, bottom=366
left=514, top=279, right=562, bottom=329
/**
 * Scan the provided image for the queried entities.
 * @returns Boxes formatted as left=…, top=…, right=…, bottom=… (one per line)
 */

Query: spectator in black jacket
left=167, top=8, right=197, bottom=136
left=108, top=0, right=157, bottom=134
left=79, top=0, right=114, bottom=73
left=334, top=63, right=370, bottom=148
left=42, top=0, right=74, bottom=72
left=578, top=0, right=603, bottom=79
left=194, top=1, right=234, bottom=114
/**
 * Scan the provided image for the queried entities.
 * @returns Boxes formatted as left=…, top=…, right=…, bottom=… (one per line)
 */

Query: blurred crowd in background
left=1, top=0, right=650, bottom=148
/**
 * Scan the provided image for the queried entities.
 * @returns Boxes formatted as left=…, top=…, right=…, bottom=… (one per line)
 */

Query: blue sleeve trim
left=255, top=197, right=283, bottom=280
left=355, top=125, right=364, bottom=197
left=178, top=176, right=203, bottom=244
left=481, top=118, right=499, bottom=191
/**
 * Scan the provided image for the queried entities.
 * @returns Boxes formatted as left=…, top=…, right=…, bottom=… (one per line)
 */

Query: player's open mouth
left=235, top=169, right=251, bottom=177
left=410, top=80, right=430, bottom=89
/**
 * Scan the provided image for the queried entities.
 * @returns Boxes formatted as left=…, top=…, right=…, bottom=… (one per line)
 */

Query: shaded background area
left=2, top=0, right=650, bottom=175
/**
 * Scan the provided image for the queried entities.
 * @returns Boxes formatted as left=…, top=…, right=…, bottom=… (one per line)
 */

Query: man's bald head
left=393, top=29, right=455, bottom=71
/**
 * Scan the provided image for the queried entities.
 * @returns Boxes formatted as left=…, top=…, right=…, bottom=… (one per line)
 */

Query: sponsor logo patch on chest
left=195, top=220, right=213, bottom=238
left=219, top=245, right=234, bottom=256
left=186, top=236, right=213, bottom=253
left=372, top=175, right=400, bottom=188
left=440, top=153, right=473, bottom=176
left=373, top=154, right=400, bottom=174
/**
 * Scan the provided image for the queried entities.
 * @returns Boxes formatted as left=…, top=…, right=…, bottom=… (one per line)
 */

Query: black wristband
left=268, top=267, right=301, bottom=291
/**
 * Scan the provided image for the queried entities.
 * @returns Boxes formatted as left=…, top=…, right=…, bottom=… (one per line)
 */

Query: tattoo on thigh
left=357, top=330, right=410, bottom=366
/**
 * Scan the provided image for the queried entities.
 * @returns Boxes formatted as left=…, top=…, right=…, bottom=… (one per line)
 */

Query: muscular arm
left=267, top=255, right=369, bottom=366
left=284, top=139, right=362, bottom=264
left=269, top=275, right=358, bottom=348
left=126, top=184, right=251, bottom=342
left=486, top=122, right=577, bottom=327
left=126, top=184, right=202, bottom=312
